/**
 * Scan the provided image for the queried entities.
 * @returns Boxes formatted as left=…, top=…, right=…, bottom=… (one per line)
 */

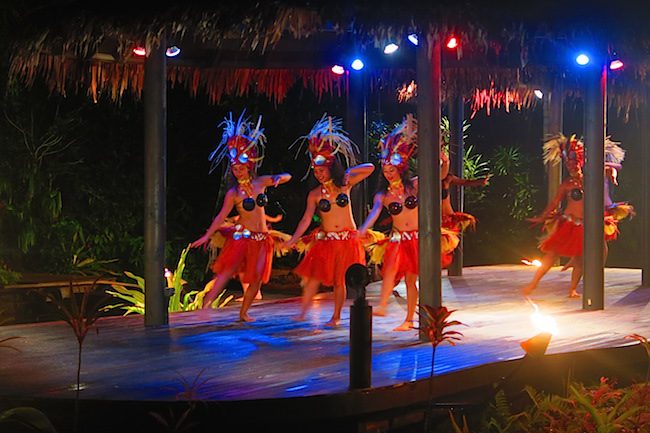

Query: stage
left=0, top=265, right=648, bottom=432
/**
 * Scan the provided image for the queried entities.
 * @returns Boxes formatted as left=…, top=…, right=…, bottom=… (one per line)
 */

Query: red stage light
left=446, top=36, right=458, bottom=49
left=132, top=47, right=146, bottom=56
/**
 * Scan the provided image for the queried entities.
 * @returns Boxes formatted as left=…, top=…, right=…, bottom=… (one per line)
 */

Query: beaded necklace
left=237, top=177, right=253, bottom=198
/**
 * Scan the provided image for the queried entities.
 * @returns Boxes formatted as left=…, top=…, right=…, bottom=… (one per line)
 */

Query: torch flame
left=530, top=302, right=558, bottom=335
left=521, top=258, right=542, bottom=267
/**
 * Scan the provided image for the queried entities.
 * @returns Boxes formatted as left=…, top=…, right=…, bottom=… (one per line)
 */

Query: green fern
left=103, top=247, right=233, bottom=315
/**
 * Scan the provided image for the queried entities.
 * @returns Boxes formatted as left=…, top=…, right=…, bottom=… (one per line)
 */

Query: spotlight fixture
left=331, top=65, right=345, bottom=75
left=534, top=89, right=543, bottom=99
left=166, top=46, right=181, bottom=57
left=575, top=53, right=590, bottom=66
left=609, top=59, right=624, bottom=70
left=446, top=36, right=459, bottom=49
left=351, top=58, right=365, bottom=71
left=383, top=43, right=399, bottom=54
left=520, top=332, right=552, bottom=358
left=132, top=47, right=147, bottom=56
left=407, top=34, right=419, bottom=46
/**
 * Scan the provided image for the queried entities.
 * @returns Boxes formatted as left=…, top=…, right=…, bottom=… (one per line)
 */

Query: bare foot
left=239, top=314, right=255, bottom=322
left=373, top=306, right=387, bottom=317
left=393, top=321, right=414, bottom=332
left=568, top=291, right=580, bottom=298
left=324, top=318, right=341, bottom=327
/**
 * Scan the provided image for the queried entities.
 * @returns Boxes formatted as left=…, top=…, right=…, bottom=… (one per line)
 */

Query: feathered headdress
left=605, top=136, right=625, bottom=164
left=542, top=133, right=584, bottom=168
left=208, top=111, right=266, bottom=174
left=291, top=113, right=359, bottom=179
left=379, top=114, right=418, bottom=172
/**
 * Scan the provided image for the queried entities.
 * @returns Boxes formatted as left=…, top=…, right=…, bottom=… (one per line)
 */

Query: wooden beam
left=583, top=63, right=606, bottom=310
left=448, top=93, right=465, bottom=276
left=417, top=36, right=442, bottom=341
left=544, top=74, right=564, bottom=205
left=543, top=74, right=564, bottom=267
left=348, top=70, right=369, bottom=229
left=144, top=35, right=169, bottom=327
left=640, top=85, right=650, bottom=287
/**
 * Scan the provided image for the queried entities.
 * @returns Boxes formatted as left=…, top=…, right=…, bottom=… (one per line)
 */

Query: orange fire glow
left=521, top=258, right=542, bottom=267
left=529, top=302, right=558, bottom=335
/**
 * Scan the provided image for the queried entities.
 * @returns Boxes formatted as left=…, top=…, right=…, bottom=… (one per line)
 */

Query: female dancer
left=360, top=115, right=459, bottom=330
left=191, top=112, right=291, bottom=321
left=440, top=146, right=490, bottom=232
left=284, top=114, right=374, bottom=327
left=559, top=137, right=634, bottom=272
left=521, top=134, right=629, bottom=298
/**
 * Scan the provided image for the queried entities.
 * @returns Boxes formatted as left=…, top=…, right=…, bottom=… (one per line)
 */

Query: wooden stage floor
left=0, top=264, right=648, bottom=406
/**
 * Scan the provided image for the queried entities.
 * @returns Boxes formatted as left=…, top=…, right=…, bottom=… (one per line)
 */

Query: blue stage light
left=407, top=34, right=419, bottom=46
left=351, top=59, right=364, bottom=71
left=575, top=53, right=590, bottom=66
left=165, top=46, right=181, bottom=57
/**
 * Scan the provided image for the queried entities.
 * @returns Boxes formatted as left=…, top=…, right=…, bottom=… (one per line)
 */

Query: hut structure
left=5, top=0, right=650, bottom=328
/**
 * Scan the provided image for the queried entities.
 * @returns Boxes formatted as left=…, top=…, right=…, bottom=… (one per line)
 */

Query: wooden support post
left=640, top=85, right=650, bottom=287
left=583, top=64, right=606, bottom=310
left=544, top=75, right=564, bottom=266
left=417, top=35, right=442, bottom=343
left=545, top=75, right=564, bottom=207
left=348, top=70, right=369, bottom=225
left=448, top=93, right=464, bottom=276
left=144, top=36, right=168, bottom=326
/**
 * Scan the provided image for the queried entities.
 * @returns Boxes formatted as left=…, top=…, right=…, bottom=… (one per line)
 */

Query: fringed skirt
left=209, top=226, right=280, bottom=284
left=293, top=229, right=366, bottom=288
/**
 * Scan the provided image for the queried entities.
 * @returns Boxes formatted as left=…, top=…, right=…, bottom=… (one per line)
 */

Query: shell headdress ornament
left=543, top=133, right=584, bottom=168
left=208, top=111, right=266, bottom=174
left=379, top=114, right=418, bottom=173
left=291, top=113, right=359, bottom=179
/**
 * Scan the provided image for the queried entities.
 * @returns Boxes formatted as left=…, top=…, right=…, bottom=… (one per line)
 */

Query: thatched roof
left=6, top=1, right=650, bottom=115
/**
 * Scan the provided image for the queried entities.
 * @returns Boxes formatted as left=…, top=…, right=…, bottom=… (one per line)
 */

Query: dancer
left=522, top=134, right=630, bottom=298
left=208, top=213, right=285, bottom=302
left=359, top=115, right=459, bottom=331
left=191, top=112, right=291, bottom=321
left=440, top=146, right=490, bottom=232
left=560, top=136, right=634, bottom=271
left=284, top=114, right=374, bottom=327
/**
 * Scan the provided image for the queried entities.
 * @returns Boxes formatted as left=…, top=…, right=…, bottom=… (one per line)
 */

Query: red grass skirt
left=293, top=230, right=366, bottom=288
left=442, top=212, right=477, bottom=232
left=369, top=229, right=458, bottom=280
left=539, top=218, right=583, bottom=257
left=210, top=231, right=274, bottom=284
left=383, top=231, right=419, bottom=281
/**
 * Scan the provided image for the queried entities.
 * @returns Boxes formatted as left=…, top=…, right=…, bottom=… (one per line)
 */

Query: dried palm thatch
left=6, top=1, right=650, bottom=112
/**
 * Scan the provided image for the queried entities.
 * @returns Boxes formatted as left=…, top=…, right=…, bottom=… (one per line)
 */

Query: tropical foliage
left=419, top=304, right=466, bottom=432
left=449, top=378, right=650, bottom=433
left=103, top=245, right=233, bottom=315
left=0, top=261, right=20, bottom=285
left=42, top=281, right=109, bottom=433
